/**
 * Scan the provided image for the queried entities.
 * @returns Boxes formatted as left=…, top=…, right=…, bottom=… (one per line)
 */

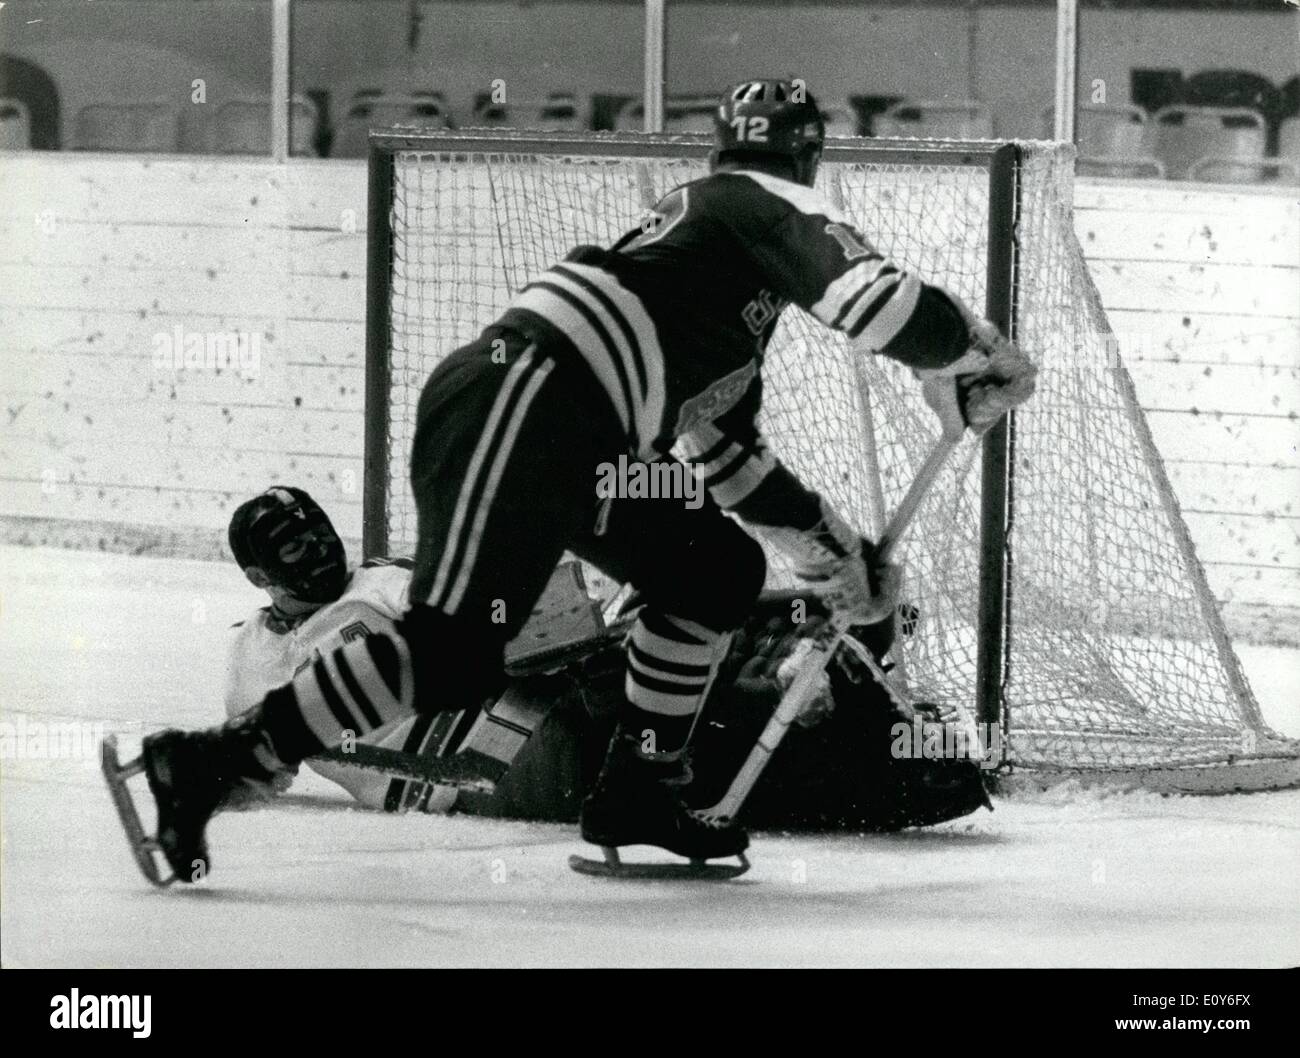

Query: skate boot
left=572, top=729, right=750, bottom=879
left=140, top=711, right=288, bottom=883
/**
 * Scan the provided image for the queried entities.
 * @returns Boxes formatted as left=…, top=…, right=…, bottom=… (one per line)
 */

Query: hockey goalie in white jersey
left=221, top=486, right=461, bottom=813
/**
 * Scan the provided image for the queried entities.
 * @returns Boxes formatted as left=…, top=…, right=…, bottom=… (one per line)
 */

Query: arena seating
left=1152, top=105, right=1266, bottom=181
left=821, top=104, right=858, bottom=137
left=209, top=96, right=319, bottom=156
left=330, top=93, right=450, bottom=157
left=1188, top=156, right=1298, bottom=185
left=614, top=94, right=856, bottom=136
left=1280, top=116, right=1300, bottom=165
left=467, top=92, right=584, bottom=132
left=1040, top=103, right=1165, bottom=178
left=875, top=100, right=993, bottom=139
left=74, top=102, right=179, bottom=152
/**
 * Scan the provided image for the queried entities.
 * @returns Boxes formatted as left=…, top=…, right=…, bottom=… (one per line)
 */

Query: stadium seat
left=0, top=98, right=31, bottom=149
left=354, top=88, right=450, bottom=117
left=664, top=95, right=716, bottom=134
left=330, top=95, right=450, bottom=157
left=875, top=100, right=993, bottom=139
left=616, top=96, right=855, bottom=137
left=612, top=99, right=643, bottom=132
left=821, top=104, right=859, bottom=138
left=1188, top=157, right=1298, bottom=186
left=210, top=96, right=319, bottom=156
left=1077, top=104, right=1148, bottom=156
left=1043, top=103, right=1165, bottom=179
left=1280, top=116, right=1300, bottom=164
left=1077, top=156, right=1167, bottom=179
left=74, top=102, right=179, bottom=152
left=614, top=96, right=717, bottom=133
left=468, top=93, right=583, bottom=131
left=1152, top=105, right=1266, bottom=180
left=662, top=108, right=716, bottom=133
left=1181, top=69, right=1284, bottom=142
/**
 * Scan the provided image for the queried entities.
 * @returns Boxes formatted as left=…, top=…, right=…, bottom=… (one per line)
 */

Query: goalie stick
left=695, top=432, right=961, bottom=825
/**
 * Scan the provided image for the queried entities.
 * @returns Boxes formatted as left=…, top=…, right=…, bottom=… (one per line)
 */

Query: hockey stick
left=312, top=743, right=497, bottom=792
left=697, top=433, right=960, bottom=824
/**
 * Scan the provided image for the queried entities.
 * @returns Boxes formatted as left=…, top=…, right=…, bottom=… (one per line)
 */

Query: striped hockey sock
left=623, top=610, right=731, bottom=758
left=260, top=631, right=418, bottom=763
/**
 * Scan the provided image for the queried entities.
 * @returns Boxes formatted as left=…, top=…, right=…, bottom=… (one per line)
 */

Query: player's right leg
left=569, top=483, right=767, bottom=865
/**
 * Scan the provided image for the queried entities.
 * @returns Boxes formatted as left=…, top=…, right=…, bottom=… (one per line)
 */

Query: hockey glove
left=765, top=497, right=900, bottom=628
left=917, top=317, right=1038, bottom=440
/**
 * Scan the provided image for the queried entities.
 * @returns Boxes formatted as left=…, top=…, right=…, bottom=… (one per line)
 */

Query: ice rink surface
left=2, top=545, right=1297, bottom=967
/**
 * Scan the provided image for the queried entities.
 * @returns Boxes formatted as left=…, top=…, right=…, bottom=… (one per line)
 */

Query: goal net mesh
left=377, top=135, right=1296, bottom=777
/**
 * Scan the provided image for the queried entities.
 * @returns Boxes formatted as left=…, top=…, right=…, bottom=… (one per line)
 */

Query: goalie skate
left=100, top=735, right=175, bottom=888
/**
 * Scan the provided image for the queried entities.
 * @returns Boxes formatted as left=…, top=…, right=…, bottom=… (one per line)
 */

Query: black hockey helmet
left=228, top=486, right=348, bottom=603
left=712, top=79, right=825, bottom=186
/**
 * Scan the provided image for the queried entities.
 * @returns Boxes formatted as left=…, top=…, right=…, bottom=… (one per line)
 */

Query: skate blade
left=568, top=847, right=750, bottom=881
left=100, top=735, right=175, bottom=888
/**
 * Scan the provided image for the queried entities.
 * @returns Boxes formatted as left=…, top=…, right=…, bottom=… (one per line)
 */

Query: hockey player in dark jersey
left=132, top=79, right=1034, bottom=881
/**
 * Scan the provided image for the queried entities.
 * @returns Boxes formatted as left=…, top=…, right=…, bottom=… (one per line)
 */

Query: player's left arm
left=673, top=381, right=897, bottom=626
left=671, top=375, right=818, bottom=529
left=746, top=198, right=1036, bottom=437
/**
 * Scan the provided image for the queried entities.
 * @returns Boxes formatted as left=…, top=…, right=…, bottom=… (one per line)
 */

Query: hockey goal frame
left=362, top=129, right=1298, bottom=789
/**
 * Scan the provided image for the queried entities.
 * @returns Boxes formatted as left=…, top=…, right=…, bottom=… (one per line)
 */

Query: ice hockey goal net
left=363, top=129, right=1298, bottom=790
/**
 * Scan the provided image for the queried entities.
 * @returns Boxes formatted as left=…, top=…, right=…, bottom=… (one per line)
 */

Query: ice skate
left=571, top=730, right=750, bottom=880
left=103, top=713, right=287, bottom=886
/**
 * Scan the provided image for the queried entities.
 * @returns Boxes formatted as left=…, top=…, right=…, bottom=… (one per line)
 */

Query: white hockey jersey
left=224, top=561, right=457, bottom=812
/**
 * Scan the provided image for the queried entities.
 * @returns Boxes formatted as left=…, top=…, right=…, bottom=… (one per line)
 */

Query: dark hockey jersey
left=498, top=167, right=971, bottom=529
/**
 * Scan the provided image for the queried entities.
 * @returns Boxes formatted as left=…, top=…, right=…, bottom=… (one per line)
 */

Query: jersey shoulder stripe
left=857, top=273, right=923, bottom=350
left=530, top=279, right=639, bottom=440
left=556, top=262, right=666, bottom=440
left=839, top=271, right=903, bottom=336
left=553, top=263, right=648, bottom=396
left=509, top=261, right=666, bottom=456
left=727, top=169, right=850, bottom=225
left=811, top=258, right=891, bottom=329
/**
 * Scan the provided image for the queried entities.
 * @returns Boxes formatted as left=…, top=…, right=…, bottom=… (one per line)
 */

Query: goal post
left=363, top=128, right=1299, bottom=790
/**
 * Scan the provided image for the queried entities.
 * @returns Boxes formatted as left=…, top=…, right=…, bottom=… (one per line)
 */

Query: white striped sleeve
left=672, top=421, right=777, bottom=511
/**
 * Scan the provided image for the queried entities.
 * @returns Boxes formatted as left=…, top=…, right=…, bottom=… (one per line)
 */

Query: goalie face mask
left=228, top=487, right=348, bottom=604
